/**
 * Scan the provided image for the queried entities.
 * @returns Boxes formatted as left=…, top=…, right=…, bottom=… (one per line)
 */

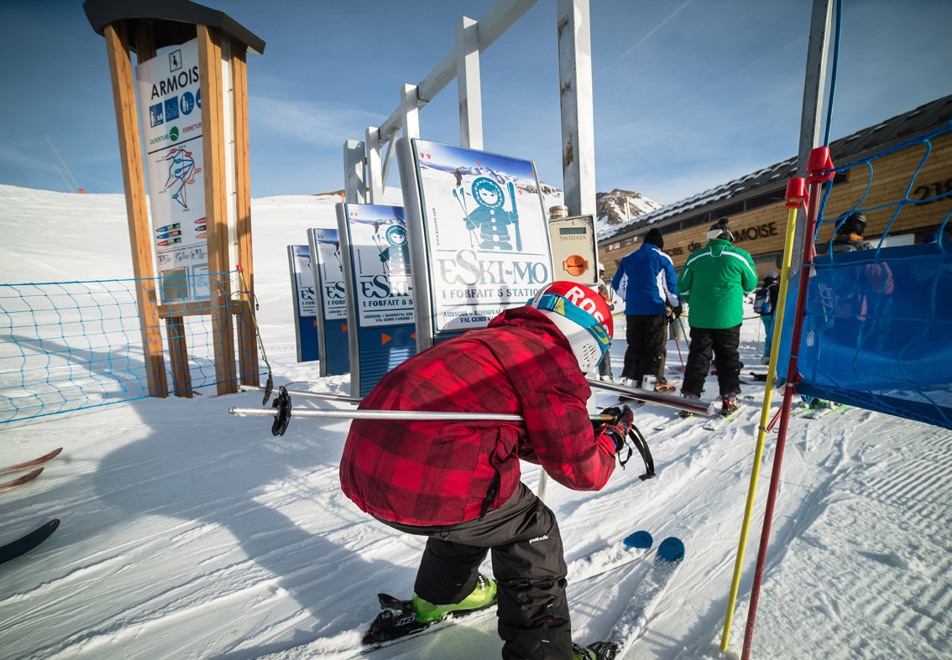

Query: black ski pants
left=682, top=324, right=742, bottom=399
left=622, top=314, right=668, bottom=384
left=381, top=483, right=571, bottom=659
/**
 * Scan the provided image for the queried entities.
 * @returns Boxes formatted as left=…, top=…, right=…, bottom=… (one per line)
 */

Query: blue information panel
left=307, top=228, right=349, bottom=377
left=287, top=245, right=320, bottom=363
left=337, top=203, right=417, bottom=396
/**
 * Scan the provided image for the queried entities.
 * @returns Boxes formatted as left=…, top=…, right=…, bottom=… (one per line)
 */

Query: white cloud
left=249, top=95, right=386, bottom=147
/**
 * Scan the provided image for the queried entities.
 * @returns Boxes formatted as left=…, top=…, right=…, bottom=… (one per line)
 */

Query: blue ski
left=587, top=537, right=686, bottom=659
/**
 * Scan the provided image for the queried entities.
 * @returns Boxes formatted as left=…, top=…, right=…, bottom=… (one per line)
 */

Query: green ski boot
left=410, top=574, right=497, bottom=623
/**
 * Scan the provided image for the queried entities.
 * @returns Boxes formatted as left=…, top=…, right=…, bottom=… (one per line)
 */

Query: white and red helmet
left=529, top=281, right=613, bottom=373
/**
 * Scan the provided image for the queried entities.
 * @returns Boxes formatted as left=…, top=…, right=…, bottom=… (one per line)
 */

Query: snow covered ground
left=2, top=185, right=950, bottom=659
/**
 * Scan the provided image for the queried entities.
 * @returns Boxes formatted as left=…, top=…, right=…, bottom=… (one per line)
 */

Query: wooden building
left=598, top=95, right=952, bottom=279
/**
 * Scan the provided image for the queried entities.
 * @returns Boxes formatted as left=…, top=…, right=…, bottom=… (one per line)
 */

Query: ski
left=586, top=537, right=686, bottom=660
left=0, top=467, right=44, bottom=493
left=0, top=447, right=63, bottom=477
left=0, top=519, right=60, bottom=564
left=567, top=530, right=654, bottom=582
left=351, top=531, right=655, bottom=656
left=654, top=410, right=696, bottom=431
left=800, top=403, right=848, bottom=419
left=609, top=396, right=648, bottom=408
left=702, top=404, right=745, bottom=430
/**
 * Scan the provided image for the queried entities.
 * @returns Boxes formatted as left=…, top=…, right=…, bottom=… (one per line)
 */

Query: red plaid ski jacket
left=340, top=306, right=617, bottom=526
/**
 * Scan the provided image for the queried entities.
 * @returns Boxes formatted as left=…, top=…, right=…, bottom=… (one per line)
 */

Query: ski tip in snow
left=656, top=537, right=685, bottom=563
left=622, top=530, right=653, bottom=550
left=0, top=518, right=60, bottom=565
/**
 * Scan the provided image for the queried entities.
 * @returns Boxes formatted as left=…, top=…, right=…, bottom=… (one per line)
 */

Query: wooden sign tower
left=84, top=0, right=266, bottom=397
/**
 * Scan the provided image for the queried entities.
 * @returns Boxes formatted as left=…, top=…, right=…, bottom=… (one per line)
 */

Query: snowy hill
left=596, top=189, right=664, bottom=235
left=1, top=184, right=950, bottom=660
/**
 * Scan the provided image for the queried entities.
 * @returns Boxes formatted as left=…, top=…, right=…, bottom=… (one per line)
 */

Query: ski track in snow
left=1, top=186, right=950, bottom=659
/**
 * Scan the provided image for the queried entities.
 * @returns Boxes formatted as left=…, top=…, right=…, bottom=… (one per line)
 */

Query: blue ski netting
left=778, top=243, right=952, bottom=430
left=775, top=124, right=952, bottom=431
left=0, top=272, right=265, bottom=424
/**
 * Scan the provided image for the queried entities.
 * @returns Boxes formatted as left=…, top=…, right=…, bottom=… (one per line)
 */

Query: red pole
left=741, top=150, right=833, bottom=660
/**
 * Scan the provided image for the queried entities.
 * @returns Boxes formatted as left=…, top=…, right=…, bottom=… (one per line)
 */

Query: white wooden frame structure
left=345, top=0, right=597, bottom=219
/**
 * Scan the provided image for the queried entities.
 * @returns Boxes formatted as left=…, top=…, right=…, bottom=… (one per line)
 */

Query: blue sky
left=1, top=1, right=950, bottom=205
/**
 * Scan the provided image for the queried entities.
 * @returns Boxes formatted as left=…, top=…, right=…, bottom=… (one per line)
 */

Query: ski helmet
left=839, top=212, right=867, bottom=237
left=764, top=270, right=779, bottom=280
left=529, top=281, right=613, bottom=373
left=707, top=218, right=734, bottom=243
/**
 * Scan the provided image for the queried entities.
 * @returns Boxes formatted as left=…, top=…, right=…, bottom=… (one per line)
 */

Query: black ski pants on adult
left=682, top=324, right=742, bottom=399
left=381, top=483, right=571, bottom=659
left=622, top=314, right=668, bottom=384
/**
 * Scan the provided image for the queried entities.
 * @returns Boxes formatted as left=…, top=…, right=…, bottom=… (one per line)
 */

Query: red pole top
left=806, top=147, right=835, bottom=183
left=784, top=177, right=808, bottom=208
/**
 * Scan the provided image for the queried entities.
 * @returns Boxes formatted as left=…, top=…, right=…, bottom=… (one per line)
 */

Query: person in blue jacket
left=611, top=228, right=681, bottom=390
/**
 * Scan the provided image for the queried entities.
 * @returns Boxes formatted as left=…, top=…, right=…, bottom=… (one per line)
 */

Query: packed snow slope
left=1, top=185, right=950, bottom=659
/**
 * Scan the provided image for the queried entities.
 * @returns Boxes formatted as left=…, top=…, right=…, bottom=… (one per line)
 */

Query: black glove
left=672, top=304, right=682, bottom=318
left=598, top=405, right=635, bottom=453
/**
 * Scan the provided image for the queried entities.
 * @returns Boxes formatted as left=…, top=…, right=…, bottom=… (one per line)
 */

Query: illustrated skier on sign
left=340, top=281, right=634, bottom=660
left=367, top=220, right=409, bottom=276
left=461, top=176, right=523, bottom=251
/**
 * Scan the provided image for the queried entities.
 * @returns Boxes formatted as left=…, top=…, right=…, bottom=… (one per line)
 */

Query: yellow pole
left=720, top=179, right=807, bottom=651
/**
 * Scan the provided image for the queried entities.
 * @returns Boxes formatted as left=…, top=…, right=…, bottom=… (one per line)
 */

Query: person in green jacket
left=677, top=219, right=758, bottom=414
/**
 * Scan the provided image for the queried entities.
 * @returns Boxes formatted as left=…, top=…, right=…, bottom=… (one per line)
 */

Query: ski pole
left=246, top=380, right=715, bottom=417
left=235, top=264, right=274, bottom=404
left=673, top=323, right=685, bottom=372
left=230, top=391, right=615, bottom=437
left=676, top=317, right=689, bottom=372
left=230, top=407, right=555, bottom=422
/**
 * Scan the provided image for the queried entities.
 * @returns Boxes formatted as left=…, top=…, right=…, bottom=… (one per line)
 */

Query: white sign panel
left=407, top=139, right=552, bottom=334
left=291, top=247, right=316, bottom=317
left=135, top=39, right=208, bottom=303
left=343, top=205, right=414, bottom=326
left=311, top=228, right=347, bottom=321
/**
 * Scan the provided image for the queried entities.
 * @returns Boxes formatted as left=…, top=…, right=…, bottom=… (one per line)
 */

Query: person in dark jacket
left=830, top=211, right=873, bottom=253
left=757, top=270, right=780, bottom=364
left=611, top=227, right=681, bottom=391
left=677, top=219, right=758, bottom=414
left=340, top=281, right=633, bottom=660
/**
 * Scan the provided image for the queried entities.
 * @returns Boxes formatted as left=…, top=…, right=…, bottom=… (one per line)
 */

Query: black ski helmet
left=839, top=212, right=867, bottom=237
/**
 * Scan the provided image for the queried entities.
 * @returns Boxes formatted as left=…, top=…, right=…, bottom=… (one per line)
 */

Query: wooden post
left=104, top=21, right=168, bottom=397
left=231, top=42, right=260, bottom=387
left=165, top=316, right=193, bottom=396
left=198, top=24, right=238, bottom=395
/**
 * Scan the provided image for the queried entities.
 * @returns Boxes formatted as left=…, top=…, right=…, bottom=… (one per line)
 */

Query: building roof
left=601, top=94, right=952, bottom=241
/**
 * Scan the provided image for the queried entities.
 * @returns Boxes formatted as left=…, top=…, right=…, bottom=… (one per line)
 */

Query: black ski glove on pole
left=598, top=405, right=635, bottom=453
